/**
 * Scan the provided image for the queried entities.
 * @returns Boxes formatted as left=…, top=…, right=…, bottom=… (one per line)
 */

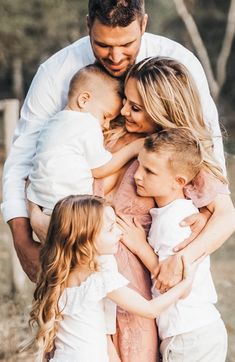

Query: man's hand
left=8, top=217, right=40, bottom=282
left=155, top=254, right=183, bottom=293
left=28, top=201, right=50, bottom=243
left=116, top=214, right=146, bottom=254
left=173, top=209, right=211, bottom=252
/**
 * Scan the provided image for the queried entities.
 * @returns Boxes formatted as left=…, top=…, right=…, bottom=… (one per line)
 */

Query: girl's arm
left=156, top=194, right=235, bottom=292
left=92, top=138, right=144, bottom=178
left=107, top=256, right=200, bottom=319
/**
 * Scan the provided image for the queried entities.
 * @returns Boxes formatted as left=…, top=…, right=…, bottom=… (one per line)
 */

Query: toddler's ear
left=77, top=91, right=91, bottom=109
left=174, top=175, right=188, bottom=189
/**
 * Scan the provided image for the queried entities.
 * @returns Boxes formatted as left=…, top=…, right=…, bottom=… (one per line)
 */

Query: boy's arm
left=117, top=216, right=159, bottom=276
left=92, top=139, right=144, bottom=178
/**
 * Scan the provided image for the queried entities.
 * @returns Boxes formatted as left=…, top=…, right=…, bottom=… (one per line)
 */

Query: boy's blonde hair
left=126, top=56, right=226, bottom=183
left=144, top=128, right=204, bottom=182
left=29, top=194, right=107, bottom=359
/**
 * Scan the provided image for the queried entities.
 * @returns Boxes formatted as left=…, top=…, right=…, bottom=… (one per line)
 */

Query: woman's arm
left=156, top=194, right=235, bottom=292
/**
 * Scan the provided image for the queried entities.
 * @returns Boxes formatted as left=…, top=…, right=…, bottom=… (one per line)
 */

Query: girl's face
left=121, top=77, right=157, bottom=134
left=95, top=206, right=122, bottom=255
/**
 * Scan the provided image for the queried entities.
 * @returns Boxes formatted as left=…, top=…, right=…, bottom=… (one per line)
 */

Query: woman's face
left=121, top=77, right=157, bottom=134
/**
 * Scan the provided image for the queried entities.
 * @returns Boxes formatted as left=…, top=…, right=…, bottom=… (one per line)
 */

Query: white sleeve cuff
left=1, top=199, right=29, bottom=222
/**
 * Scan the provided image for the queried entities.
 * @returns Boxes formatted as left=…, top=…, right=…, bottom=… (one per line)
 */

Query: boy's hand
left=155, top=254, right=183, bottom=293
left=116, top=214, right=146, bottom=254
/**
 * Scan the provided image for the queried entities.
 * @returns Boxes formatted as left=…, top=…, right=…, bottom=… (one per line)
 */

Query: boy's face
left=89, top=18, right=147, bottom=77
left=134, top=149, right=176, bottom=201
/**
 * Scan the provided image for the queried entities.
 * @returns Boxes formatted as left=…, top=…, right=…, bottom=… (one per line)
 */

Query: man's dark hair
left=88, top=0, right=145, bottom=27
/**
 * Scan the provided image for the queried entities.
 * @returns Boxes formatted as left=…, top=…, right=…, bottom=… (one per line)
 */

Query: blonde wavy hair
left=28, top=194, right=106, bottom=360
left=124, top=56, right=227, bottom=183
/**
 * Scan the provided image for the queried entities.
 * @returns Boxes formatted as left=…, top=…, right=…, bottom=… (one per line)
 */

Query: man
left=1, top=0, right=227, bottom=281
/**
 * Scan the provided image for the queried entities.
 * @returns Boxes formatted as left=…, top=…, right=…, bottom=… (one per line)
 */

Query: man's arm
left=156, top=194, right=235, bottom=292
left=8, top=217, right=41, bottom=282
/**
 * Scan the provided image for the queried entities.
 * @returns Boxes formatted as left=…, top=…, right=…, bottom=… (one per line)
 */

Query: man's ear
left=77, top=92, right=90, bottom=109
left=86, top=15, right=91, bottom=32
left=174, top=175, right=188, bottom=189
left=141, top=14, right=148, bottom=35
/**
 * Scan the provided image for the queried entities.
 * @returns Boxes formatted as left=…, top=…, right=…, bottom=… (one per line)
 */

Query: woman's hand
left=27, top=201, right=50, bottom=243
left=116, top=214, right=146, bottom=254
left=174, top=208, right=211, bottom=252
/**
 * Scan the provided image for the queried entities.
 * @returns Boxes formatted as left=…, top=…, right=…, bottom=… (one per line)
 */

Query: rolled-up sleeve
left=1, top=65, right=58, bottom=222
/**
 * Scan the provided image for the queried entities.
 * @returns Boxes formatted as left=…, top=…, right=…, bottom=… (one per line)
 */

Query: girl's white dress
left=50, top=257, right=128, bottom=362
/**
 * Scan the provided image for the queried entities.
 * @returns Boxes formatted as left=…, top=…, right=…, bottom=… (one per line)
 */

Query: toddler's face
left=95, top=206, right=122, bottom=255
left=90, top=92, right=122, bottom=130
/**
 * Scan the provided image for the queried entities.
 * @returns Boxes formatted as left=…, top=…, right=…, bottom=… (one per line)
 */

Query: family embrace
left=2, top=1, right=235, bottom=361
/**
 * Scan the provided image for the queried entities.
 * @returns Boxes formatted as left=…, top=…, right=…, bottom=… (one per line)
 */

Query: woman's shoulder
left=184, top=169, right=230, bottom=208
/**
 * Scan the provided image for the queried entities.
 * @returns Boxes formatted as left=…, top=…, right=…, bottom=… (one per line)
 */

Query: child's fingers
left=181, top=255, right=189, bottom=279
left=133, top=217, right=144, bottom=230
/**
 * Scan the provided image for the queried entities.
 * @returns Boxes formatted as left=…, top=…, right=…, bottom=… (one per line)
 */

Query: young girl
left=28, top=194, right=200, bottom=362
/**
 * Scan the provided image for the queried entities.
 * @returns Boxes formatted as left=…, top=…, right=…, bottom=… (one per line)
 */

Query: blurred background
left=0, top=0, right=234, bottom=361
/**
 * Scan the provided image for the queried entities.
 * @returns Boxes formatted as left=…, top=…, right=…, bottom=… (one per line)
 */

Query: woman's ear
left=77, top=91, right=91, bottom=109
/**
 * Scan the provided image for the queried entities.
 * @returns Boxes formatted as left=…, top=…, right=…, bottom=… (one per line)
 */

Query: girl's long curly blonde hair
left=124, top=56, right=227, bottom=183
left=29, top=194, right=106, bottom=360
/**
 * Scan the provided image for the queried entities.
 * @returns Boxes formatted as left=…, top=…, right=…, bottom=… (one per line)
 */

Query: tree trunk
left=12, top=57, right=24, bottom=101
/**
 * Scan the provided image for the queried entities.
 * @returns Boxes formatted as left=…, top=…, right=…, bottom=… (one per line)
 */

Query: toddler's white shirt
left=27, top=110, right=111, bottom=209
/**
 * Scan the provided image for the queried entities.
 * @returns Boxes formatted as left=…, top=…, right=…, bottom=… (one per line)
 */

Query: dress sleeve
left=184, top=169, right=230, bottom=208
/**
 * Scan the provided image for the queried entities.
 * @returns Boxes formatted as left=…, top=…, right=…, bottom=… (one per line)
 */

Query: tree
left=173, top=0, right=235, bottom=100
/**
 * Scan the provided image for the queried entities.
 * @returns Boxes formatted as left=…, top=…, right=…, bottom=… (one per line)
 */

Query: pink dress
left=110, top=160, right=159, bottom=362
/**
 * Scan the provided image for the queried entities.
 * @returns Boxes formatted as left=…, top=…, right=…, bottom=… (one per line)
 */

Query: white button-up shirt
left=1, top=33, right=225, bottom=222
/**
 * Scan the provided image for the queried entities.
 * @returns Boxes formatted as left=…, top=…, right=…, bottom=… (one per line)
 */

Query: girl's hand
left=116, top=214, right=146, bottom=254
left=27, top=201, right=50, bottom=243
left=174, top=208, right=211, bottom=252
left=180, top=253, right=206, bottom=298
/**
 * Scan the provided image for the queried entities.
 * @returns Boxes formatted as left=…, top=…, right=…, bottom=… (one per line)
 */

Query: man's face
left=89, top=17, right=147, bottom=77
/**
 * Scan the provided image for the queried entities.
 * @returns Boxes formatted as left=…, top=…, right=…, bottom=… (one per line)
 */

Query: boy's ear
left=77, top=92, right=91, bottom=109
left=174, top=175, right=188, bottom=189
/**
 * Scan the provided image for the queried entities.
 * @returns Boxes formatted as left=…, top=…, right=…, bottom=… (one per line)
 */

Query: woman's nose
left=121, top=101, right=130, bottom=117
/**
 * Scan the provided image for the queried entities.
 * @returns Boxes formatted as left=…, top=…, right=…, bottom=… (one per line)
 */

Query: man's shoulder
left=143, top=32, right=194, bottom=59
left=40, top=36, right=94, bottom=71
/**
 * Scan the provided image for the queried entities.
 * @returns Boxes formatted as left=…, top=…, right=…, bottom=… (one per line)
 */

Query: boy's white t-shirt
left=148, top=199, right=220, bottom=340
left=27, top=110, right=112, bottom=209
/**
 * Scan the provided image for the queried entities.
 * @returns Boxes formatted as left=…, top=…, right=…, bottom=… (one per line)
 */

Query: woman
left=30, top=57, right=235, bottom=362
